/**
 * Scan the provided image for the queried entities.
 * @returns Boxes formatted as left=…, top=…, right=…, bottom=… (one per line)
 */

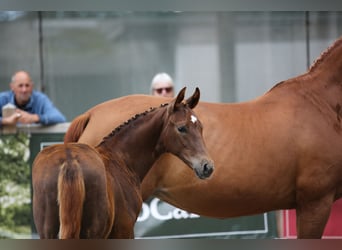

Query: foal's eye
left=177, top=126, right=187, bottom=133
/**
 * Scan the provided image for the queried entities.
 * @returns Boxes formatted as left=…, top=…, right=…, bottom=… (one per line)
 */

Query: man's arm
left=32, top=93, right=67, bottom=125
left=16, top=110, right=40, bottom=124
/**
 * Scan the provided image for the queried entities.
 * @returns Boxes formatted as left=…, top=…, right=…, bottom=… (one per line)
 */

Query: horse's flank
left=33, top=143, right=114, bottom=238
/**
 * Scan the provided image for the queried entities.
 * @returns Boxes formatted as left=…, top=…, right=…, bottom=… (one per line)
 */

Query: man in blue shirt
left=0, top=70, right=66, bottom=126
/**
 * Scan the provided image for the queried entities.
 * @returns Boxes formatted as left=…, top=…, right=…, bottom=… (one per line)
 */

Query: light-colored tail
left=63, top=113, right=90, bottom=143
left=57, top=160, right=85, bottom=239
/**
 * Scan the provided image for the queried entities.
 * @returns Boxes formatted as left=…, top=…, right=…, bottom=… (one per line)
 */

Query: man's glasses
left=154, top=87, right=173, bottom=94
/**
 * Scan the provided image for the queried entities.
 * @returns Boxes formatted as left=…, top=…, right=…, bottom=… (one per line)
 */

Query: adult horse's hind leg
left=296, top=194, right=334, bottom=238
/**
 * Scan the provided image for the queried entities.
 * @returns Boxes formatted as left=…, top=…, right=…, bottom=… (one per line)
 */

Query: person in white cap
left=150, top=72, right=175, bottom=98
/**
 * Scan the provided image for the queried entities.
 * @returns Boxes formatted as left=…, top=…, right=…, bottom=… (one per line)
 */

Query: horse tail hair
left=57, top=159, right=85, bottom=239
left=64, top=113, right=91, bottom=143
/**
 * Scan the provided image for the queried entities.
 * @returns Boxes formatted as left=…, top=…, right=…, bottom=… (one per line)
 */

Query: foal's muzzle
left=194, top=160, right=214, bottom=179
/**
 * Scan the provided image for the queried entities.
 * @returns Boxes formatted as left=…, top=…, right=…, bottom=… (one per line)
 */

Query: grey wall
left=1, top=11, right=342, bottom=121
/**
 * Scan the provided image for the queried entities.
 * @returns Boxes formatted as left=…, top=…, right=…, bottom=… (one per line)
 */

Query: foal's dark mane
left=97, top=103, right=169, bottom=147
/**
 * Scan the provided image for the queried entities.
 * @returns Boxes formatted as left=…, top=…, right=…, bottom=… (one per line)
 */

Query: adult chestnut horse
left=32, top=87, right=214, bottom=239
left=65, top=37, right=342, bottom=238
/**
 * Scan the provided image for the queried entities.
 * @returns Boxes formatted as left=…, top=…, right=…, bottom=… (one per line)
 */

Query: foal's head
left=158, top=87, right=214, bottom=179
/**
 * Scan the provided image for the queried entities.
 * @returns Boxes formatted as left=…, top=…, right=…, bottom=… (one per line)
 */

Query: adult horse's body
left=32, top=88, right=214, bottom=239
left=64, top=37, right=342, bottom=238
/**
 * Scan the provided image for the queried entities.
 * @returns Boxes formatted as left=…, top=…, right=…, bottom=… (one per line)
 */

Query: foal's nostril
left=194, top=161, right=214, bottom=179
left=203, top=163, right=213, bottom=177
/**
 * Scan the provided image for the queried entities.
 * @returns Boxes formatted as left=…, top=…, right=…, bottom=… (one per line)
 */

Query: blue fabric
left=0, top=90, right=66, bottom=125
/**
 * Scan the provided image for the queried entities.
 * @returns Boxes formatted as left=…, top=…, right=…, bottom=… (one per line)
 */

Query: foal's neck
left=96, top=107, right=167, bottom=182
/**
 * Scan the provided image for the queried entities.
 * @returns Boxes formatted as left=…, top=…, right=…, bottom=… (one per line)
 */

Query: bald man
left=0, top=70, right=66, bottom=126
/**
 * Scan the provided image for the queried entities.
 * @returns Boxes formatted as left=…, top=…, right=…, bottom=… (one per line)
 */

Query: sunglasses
left=154, top=87, right=173, bottom=94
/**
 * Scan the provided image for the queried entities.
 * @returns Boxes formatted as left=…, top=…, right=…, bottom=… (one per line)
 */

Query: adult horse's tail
left=64, top=113, right=90, bottom=143
left=57, top=160, right=85, bottom=239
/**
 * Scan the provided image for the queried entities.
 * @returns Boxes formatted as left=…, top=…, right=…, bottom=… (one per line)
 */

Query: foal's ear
left=170, top=87, right=186, bottom=112
left=185, top=87, right=200, bottom=109
left=175, top=87, right=186, bottom=105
